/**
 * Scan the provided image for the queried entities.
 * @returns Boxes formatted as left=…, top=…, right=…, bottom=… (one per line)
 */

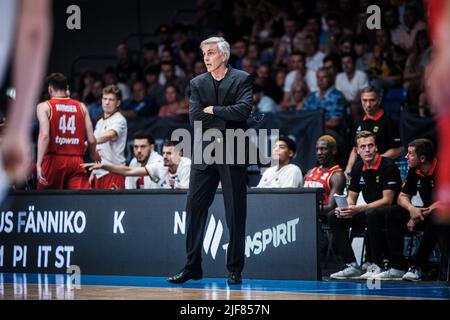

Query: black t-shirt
left=355, top=110, right=401, bottom=154
left=213, top=78, right=222, bottom=105
left=401, top=159, right=437, bottom=207
left=349, top=155, right=402, bottom=204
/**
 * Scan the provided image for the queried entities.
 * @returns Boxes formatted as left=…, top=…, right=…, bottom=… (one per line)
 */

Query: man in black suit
left=168, top=36, right=253, bottom=285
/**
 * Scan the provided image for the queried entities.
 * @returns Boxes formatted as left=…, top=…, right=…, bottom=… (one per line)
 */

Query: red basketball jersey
left=46, top=97, right=86, bottom=156
left=304, top=165, right=343, bottom=205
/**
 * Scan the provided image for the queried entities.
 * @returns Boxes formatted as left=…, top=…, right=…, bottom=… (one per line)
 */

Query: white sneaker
left=361, top=261, right=372, bottom=272
left=330, top=263, right=362, bottom=279
left=402, top=266, right=422, bottom=281
left=359, top=263, right=382, bottom=279
left=374, top=268, right=406, bottom=280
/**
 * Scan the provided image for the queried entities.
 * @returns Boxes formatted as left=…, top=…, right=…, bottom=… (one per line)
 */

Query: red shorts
left=37, top=154, right=90, bottom=190
left=92, top=172, right=125, bottom=189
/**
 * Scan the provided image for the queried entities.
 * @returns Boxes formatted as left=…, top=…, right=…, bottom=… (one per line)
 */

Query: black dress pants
left=184, top=164, right=247, bottom=273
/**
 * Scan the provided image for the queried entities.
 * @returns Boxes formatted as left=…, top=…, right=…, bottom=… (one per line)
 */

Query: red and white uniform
left=38, top=97, right=90, bottom=190
left=304, top=165, right=343, bottom=205
left=125, top=151, right=163, bottom=189
left=92, top=111, right=127, bottom=189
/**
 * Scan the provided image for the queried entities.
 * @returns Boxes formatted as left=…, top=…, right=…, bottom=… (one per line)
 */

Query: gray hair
left=200, top=36, right=230, bottom=64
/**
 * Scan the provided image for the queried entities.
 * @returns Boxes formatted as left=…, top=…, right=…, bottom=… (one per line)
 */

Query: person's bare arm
left=323, top=171, right=346, bottom=213
left=1, top=0, right=52, bottom=182
left=345, top=147, right=357, bottom=179
left=82, top=162, right=148, bottom=177
left=36, top=102, right=51, bottom=184
left=382, top=146, right=403, bottom=159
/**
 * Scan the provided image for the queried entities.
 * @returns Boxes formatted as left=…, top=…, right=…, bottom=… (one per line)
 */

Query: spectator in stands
left=344, top=86, right=403, bottom=178
left=159, top=47, right=187, bottom=79
left=403, top=29, right=431, bottom=104
left=338, top=36, right=354, bottom=55
left=281, top=51, right=317, bottom=110
left=36, top=73, right=100, bottom=190
left=179, top=42, right=199, bottom=79
left=284, top=78, right=309, bottom=113
left=77, top=70, right=97, bottom=104
left=247, top=42, right=260, bottom=63
left=87, top=79, right=105, bottom=124
left=336, top=52, right=369, bottom=122
left=103, top=67, right=131, bottom=102
left=230, top=38, right=248, bottom=70
left=275, top=68, right=287, bottom=97
left=158, top=84, right=188, bottom=117
left=159, top=60, right=188, bottom=96
left=329, top=131, right=402, bottom=279
left=323, top=12, right=350, bottom=54
left=83, top=140, right=191, bottom=189
left=382, top=139, right=442, bottom=281
left=304, top=33, right=325, bottom=72
left=241, top=56, right=257, bottom=76
left=397, top=5, right=427, bottom=52
left=304, top=135, right=346, bottom=220
left=115, top=43, right=140, bottom=85
left=354, top=8, right=374, bottom=45
left=369, top=28, right=406, bottom=91
left=141, top=42, right=160, bottom=69
left=256, top=137, right=303, bottom=188
left=252, top=84, right=278, bottom=113
left=254, top=63, right=283, bottom=103
left=322, top=53, right=342, bottom=82
left=276, top=16, right=299, bottom=64
left=302, top=13, right=326, bottom=51
left=125, top=130, right=163, bottom=189
left=383, top=4, right=405, bottom=48
left=144, top=65, right=165, bottom=107
left=91, top=85, right=127, bottom=189
left=354, top=34, right=373, bottom=73
left=120, top=81, right=159, bottom=119
left=155, top=25, right=173, bottom=56
left=301, top=67, right=346, bottom=134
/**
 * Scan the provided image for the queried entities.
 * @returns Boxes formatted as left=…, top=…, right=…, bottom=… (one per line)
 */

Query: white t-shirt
left=335, top=70, right=369, bottom=102
left=144, top=156, right=191, bottom=189
left=284, top=69, right=318, bottom=94
left=125, top=151, right=163, bottom=189
left=256, top=164, right=303, bottom=188
left=93, top=111, right=128, bottom=178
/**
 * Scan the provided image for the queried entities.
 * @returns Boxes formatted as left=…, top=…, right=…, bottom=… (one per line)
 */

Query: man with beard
left=124, top=131, right=163, bottom=189
left=83, top=140, right=190, bottom=189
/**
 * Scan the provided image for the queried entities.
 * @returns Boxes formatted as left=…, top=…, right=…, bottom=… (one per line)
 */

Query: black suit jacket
left=189, top=67, right=253, bottom=170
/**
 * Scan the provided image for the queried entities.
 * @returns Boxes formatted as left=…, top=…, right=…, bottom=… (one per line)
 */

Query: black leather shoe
left=167, top=269, right=203, bottom=284
left=227, top=272, right=242, bottom=285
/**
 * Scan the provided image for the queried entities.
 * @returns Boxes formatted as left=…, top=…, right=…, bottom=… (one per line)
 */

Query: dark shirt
left=349, top=154, right=402, bottom=204
left=401, top=158, right=437, bottom=207
left=355, top=109, right=401, bottom=154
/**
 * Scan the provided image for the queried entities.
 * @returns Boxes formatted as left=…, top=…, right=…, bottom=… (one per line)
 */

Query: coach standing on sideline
left=167, top=36, right=253, bottom=285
